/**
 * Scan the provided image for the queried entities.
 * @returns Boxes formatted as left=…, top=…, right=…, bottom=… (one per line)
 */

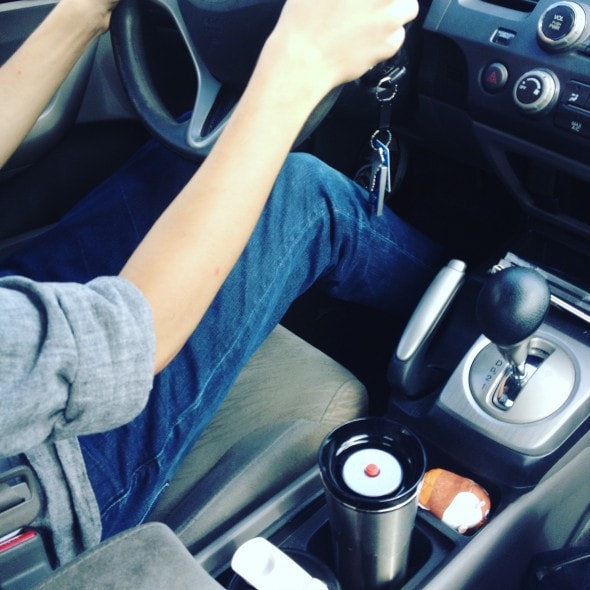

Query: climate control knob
left=537, top=1, right=587, bottom=52
left=513, top=69, right=560, bottom=115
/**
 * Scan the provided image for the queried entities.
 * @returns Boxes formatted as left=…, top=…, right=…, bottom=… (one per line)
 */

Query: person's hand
left=266, top=0, right=419, bottom=99
left=0, top=0, right=122, bottom=169
left=63, top=0, right=121, bottom=34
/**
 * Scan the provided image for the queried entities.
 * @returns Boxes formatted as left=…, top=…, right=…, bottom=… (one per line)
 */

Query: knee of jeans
left=281, top=152, right=325, bottom=184
left=280, top=153, right=360, bottom=205
left=271, top=153, right=326, bottom=212
left=273, top=153, right=370, bottom=243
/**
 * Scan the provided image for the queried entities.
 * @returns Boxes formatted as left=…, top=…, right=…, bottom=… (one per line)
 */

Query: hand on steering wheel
left=110, top=0, right=343, bottom=160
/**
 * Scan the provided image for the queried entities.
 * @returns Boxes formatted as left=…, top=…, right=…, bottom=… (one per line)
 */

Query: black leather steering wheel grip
left=109, top=0, right=342, bottom=160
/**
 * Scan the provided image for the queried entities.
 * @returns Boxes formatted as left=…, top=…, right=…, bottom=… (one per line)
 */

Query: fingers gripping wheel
left=110, top=0, right=342, bottom=160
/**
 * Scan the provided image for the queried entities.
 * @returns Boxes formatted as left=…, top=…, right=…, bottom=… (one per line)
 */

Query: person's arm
left=119, top=0, right=419, bottom=372
left=0, top=276, right=155, bottom=455
left=0, top=0, right=118, bottom=168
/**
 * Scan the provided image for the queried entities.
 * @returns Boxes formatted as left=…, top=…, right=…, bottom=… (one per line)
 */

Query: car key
left=370, top=67, right=405, bottom=215
left=369, top=137, right=391, bottom=216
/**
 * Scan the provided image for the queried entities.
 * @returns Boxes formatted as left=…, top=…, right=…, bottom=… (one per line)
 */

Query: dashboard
left=416, top=0, right=590, bottom=239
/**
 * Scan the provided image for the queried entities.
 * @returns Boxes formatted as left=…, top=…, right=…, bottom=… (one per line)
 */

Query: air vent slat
left=481, top=0, right=538, bottom=12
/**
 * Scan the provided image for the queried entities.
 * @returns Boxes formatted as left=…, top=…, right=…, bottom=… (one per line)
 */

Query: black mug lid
left=318, top=418, right=426, bottom=511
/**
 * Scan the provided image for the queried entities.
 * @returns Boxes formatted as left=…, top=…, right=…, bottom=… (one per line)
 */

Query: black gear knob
left=477, top=267, right=551, bottom=345
left=477, top=267, right=551, bottom=378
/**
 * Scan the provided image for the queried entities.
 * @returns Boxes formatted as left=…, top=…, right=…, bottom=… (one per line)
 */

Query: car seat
left=29, top=324, right=367, bottom=588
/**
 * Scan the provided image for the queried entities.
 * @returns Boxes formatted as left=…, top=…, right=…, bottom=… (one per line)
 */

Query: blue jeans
left=2, top=141, right=441, bottom=540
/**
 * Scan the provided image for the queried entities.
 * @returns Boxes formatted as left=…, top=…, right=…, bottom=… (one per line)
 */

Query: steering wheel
left=110, top=0, right=342, bottom=160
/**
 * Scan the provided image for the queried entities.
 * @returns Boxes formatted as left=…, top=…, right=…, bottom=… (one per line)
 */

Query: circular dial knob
left=513, top=69, right=560, bottom=115
left=537, top=1, right=587, bottom=51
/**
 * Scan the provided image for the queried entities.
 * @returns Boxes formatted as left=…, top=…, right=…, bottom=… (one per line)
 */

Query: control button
left=562, top=80, right=590, bottom=107
left=541, top=4, right=576, bottom=40
left=554, top=104, right=590, bottom=137
left=482, top=63, right=509, bottom=93
left=537, top=1, right=586, bottom=51
left=491, top=29, right=516, bottom=46
left=513, top=69, right=560, bottom=115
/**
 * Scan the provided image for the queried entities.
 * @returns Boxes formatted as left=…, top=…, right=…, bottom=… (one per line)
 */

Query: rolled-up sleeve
left=0, top=275, right=155, bottom=457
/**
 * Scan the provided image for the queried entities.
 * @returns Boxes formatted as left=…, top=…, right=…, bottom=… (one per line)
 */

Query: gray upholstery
left=35, top=523, right=224, bottom=590
left=148, top=324, right=368, bottom=552
left=35, top=325, right=367, bottom=587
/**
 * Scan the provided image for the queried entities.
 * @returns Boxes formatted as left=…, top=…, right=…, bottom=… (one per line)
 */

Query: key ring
left=375, top=66, right=407, bottom=103
left=376, top=79, right=399, bottom=103
left=370, top=129, right=392, bottom=150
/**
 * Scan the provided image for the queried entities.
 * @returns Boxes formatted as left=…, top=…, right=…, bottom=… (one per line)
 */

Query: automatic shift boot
left=436, top=258, right=590, bottom=456
left=471, top=267, right=575, bottom=423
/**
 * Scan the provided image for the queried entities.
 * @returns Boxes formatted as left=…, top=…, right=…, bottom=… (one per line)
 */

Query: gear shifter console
left=469, top=267, right=575, bottom=422
left=436, top=256, right=590, bottom=457
left=476, top=267, right=550, bottom=382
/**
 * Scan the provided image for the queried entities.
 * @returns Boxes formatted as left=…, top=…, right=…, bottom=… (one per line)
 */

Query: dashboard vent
left=480, top=0, right=538, bottom=12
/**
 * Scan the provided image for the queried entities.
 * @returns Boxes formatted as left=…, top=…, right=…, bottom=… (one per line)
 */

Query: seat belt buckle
left=0, top=466, right=42, bottom=539
left=0, top=466, right=53, bottom=588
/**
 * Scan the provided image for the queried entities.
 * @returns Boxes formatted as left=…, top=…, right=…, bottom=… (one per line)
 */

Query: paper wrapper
left=418, top=468, right=491, bottom=534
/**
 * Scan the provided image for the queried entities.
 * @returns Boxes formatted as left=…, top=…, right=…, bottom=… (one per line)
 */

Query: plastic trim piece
left=388, top=260, right=466, bottom=397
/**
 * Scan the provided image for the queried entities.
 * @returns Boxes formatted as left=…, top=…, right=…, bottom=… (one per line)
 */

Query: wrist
left=55, top=0, right=116, bottom=38
left=257, top=31, right=335, bottom=115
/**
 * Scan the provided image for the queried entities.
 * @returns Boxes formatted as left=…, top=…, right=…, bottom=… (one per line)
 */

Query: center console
left=193, top=467, right=470, bottom=589
left=416, top=0, right=590, bottom=241
left=191, top=253, right=589, bottom=590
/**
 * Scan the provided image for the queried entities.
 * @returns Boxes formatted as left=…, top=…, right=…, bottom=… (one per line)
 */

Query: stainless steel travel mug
left=318, top=418, right=426, bottom=590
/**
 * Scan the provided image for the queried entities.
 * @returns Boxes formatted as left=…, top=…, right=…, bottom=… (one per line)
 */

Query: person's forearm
left=120, top=35, right=330, bottom=372
left=0, top=0, right=113, bottom=168
left=120, top=0, right=419, bottom=373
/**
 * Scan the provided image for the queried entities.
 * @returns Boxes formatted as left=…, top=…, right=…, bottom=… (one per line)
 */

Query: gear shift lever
left=441, top=258, right=579, bottom=443
left=476, top=267, right=551, bottom=382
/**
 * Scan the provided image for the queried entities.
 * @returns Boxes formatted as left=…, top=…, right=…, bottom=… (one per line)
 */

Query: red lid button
left=364, top=463, right=381, bottom=478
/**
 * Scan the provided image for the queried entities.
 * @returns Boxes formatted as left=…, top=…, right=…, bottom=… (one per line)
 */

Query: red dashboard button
left=482, top=63, right=509, bottom=93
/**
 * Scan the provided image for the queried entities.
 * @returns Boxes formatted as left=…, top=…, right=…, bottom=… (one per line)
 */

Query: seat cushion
left=148, top=324, right=367, bottom=551
left=35, top=523, right=224, bottom=590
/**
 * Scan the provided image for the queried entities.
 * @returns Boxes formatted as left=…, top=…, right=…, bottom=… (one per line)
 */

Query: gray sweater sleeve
left=0, top=275, right=156, bottom=457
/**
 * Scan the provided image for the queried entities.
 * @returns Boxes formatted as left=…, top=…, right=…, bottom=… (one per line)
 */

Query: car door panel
left=1, top=1, right=95, bottom=174
left=0, top=0, right=146, bottom=249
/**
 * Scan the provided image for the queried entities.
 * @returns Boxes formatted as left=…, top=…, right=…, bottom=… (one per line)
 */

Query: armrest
left=34, top=522, right=224, bottom=590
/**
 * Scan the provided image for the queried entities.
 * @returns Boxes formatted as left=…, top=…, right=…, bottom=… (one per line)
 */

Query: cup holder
left=306, top=520, right=435, bottom=586
left=227, top=508, right=456, bottom=590
left=227, top=547, right=341, bottom=589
